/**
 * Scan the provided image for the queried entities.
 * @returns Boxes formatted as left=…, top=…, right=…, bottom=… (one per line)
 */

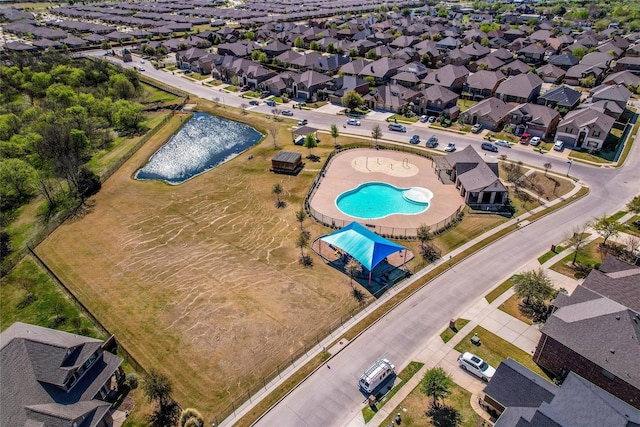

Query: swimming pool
left=336, top=182, right=432, bottom=219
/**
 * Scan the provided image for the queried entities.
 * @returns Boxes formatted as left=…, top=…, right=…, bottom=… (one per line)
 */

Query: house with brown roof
left=0, top=322, right=123, bottom=427
left=422, top=64, right=469, bottom=92
left=533, top=256, right=640, bottom=410
left=364, top=83, right=419, bottom=113
left=459, top=97, right=512, bottom=131
left=433, top=146, right=508, bottom=208
left=176, top=47, right=209, bottom=70
left=536, top=63, right=566, bottom=84
left=500, top=59, right=531, bottom=76
left=462, top=70, right=506, bottom=100
left=325, top=75, right=369, bottom=104
left=294, top=70, right=332, bottom=100
left=358, top=57, right=406, bottom=84
left=603, top=70, right=640, bottom=88
left=614, top=56, right=640, bottom=74
left=495, top=73, right=543, bottom=104
left=555, top=108, right=615, bottom=151
left=506, top=103, right=561, bottom=139
left=417, top=85, right=459, bottom=118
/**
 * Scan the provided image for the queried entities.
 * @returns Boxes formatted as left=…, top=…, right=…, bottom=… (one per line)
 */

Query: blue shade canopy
left=320, top=222, right=406, bottom=271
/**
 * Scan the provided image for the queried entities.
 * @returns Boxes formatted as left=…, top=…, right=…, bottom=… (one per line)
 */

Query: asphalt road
left=88, top=51, right=639, bottom=426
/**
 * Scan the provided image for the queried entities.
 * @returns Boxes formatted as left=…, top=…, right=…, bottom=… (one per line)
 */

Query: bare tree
left=345, top=258, right=363, bottom=288
left=271, top=108, right=281, bottom=121
left=566, top=224, right=590, bottom=266
left=212, top=96, right=220, bottom=107
left=592, top=214, right=622, bottom=246
left=270, top=123, right=279, bottom=148
left=272, top=183, right=285, bottom=208
left=240, top=102, right=248, bottom=114
left=371, top=124, right=383, bottom=147
left=543, top=162, right=552, bottom=176
left=625, top=235, right=640, bottom=259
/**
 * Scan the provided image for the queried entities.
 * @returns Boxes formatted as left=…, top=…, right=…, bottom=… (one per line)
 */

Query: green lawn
left=379, top=380, right=476, bottom=427
left=362, top=361, right=424, bottom=423
left=457, top=99, right=478, bottom=112
left=549, top=237, right=601, bottom=279
left=610, top=211, right=627, bottom=221
left=388, top=114, right=418, bottom=123
left=0, top=257, right=102, bottom=339
left=440, top=318, right=470, bottom=343
left=537, top=245, right=565, bottom=265
left=454, top=326, right=548, bottom=379
left=485, top=278, right=514, bottom=303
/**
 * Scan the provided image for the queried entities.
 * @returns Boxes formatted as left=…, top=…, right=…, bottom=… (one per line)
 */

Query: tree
left=543, top=162, right=552, bottom=176
left=365, top=49, right=378, bottom=60
left=304, top=132, right=317, bottom=157
left=572, top=47, right=586, bottom=60
left=269, top=123, right=279, bottom=148
left=330, top=124, right=339, bottom=146
left=240, top=102, right=248, bottom=114
left=0, top=158, right=37, bottom=208
left=143, top=370, right=180, bottom=427
left=271, top=108, right=281, bottom=121
left=294, top=36, right=304, bottom=48
left=371, top=124, right=383, bottom=147
left=296, top=208, right=306, bottom=233
left=309, top=40, right=320, bottom=51
left=180, top=408, right=204, bottom=427
left=296, top=232, right=312, bottom=266
left=567, top=224, right=590, bottom=266
left=421, top=367, right=453, bottom=409
left=272, top=183, right=284, bottom=208
left=512, top=269, right=554, bottom=306
left=345, top=258, right=362, bottom=288
left=592, top=214, right=622, bottom=246
left=341, top=90, right=364, bottom=112
left=627, top=196, right=640, bottom=215
left=580, top=75, right=596, bottom=88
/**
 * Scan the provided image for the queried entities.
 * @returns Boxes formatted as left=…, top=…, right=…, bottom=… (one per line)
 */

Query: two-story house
left=554, top=108, right=615, bottom=151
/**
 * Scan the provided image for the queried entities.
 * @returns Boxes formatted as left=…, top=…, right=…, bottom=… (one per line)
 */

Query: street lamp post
left=566, top=160, right=573, bottom=177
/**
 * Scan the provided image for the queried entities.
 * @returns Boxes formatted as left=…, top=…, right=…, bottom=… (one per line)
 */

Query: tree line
left=0, top=50, right=148, bottom=270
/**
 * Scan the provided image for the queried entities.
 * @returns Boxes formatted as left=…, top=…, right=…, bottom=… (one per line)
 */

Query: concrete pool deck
left=308, top=149, right=464, bottom=234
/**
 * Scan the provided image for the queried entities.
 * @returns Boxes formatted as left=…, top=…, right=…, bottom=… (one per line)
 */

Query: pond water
left=135, top=112, right=263, bottom=184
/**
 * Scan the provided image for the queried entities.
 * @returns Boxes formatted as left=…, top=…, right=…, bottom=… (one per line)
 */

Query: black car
left=481, top=142, right=498, bottom=152
left=426, top=135, right=438, bottom=148
left=248, top=100, right=259, bottom=106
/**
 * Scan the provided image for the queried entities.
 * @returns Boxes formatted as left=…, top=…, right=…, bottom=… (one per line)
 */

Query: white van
left=553, top=140, right=565, bottom=151
left=294, top=135, right=305, bottom=145
left=359, top=359, right=395, bottom=393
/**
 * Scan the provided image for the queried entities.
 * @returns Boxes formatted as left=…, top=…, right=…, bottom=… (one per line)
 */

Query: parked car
left=458, top=352, right=495, bottom=381
left=471, top=123, right=483, bottom=133
left=298, top=119, right=308, bottom=126
left=494, top=139, right=510, bottom=148
left=265, top=100, right=276, bottom=107
left=409, top=135, right=421, bottom=144
left=388, top=123, right=407, bottom=132
left=481, top=142, right=499, bottom=152
left=553, top=140, right=565, bottom=151
left=138, top=66, right=145, bottom=72
left=282, top=109, right=293, bottom=116
left=259, top=91, right=270, bottom=98
left=428, top=116, right=436, bottom=123
left=426, top=135, right=438, bottom=148
left=444, top=142, right=456, bottom=152
left=419, top=115, right=429, bottom=123
left=530, top=136, right=541, bottom=146
left=347, top=118, right=361, bottom=126
left=519, top=133, right=531, bottom=144
left=140, top=59, right=145, bottom=64
left=248, top=100, right=259, bottom=106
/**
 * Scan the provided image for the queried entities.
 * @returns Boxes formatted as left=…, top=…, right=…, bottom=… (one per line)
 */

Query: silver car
left=458, top=352, right=496, bottom=381
left=494, top=139, right=511, bottom=148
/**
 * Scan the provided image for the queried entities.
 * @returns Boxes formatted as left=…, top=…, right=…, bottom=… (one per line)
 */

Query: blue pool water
left=336, top=182, right=431, bottom=219
left=135, top=113, right=263, bottom=184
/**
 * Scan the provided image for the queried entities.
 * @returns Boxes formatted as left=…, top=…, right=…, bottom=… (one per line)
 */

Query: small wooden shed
left=271, top=151, right=304, bottom=175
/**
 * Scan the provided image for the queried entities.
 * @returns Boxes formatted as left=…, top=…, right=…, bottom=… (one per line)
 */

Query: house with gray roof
left=565, top=63, right=607, bottom=86
left=495, top=73, right=542, bottom=104
left=506, top=103, right=561, bottom=139
left=0, top=322, right=123, bottom=427
left=533, top=256, right=640, bottom=409
left=358, top=57, right=406, bottom=84
left=604, top=70, right=640, bottom=88
left=486, top=364, right=640, bottom=426
left=537, top=85, right=582, bottom=112
left=293, top=70, right=332, bottom=100
left=434, top=146, right=508, bottom=208
left=614, top=56, right=640, bottom=74
left=417, top=84, right=459, bottom=118
left=554, top=108, right=615, bottom=150
left=589, top=84, right=632, bottom=112
left=536, top=63, right=566, bottom=84
left=364, top=83, right=419, bottom=113
left=422, top=64, right=469, bottom=92
left=459, top=97, right=512, bottom=131
left=463, top=70, right=506, bottom=100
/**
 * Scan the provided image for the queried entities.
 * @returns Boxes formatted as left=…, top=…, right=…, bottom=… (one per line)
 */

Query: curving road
left=87, top=50, right=639, bottom=426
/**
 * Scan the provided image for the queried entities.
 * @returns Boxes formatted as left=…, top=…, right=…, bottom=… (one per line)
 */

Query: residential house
left=565, top=64, right=606, bottom=86
left=549, top=52, right=580, bottom=70
left=314, top=54, right=351, bottom=74
left=433, top=146, right=508, bottom=208
left=363, top=83, right=419, bottom=112
left=533, top=256, right=640, bottom=409
left=506, top=103, right=561, bottom=139
left=460, top=42, right=491, bottom=61
left=614, top=56, right=640, bottom=74
left=260, top=71, right=299, bottom=96
left=176, top=47, right=209, bottom=70
left=603, top=70, right=640, bottom=88
left=290, top=52, right=324, bottom=71
left=459, top=97, right=512, bottom=131
left=518, top=43, right=546, bottom=64
left=590, top=84, right=632, bottom=111
left=462, top=70, right=506, bottom=100
left=339, top=58, right=371, bottom=76
left=500, top=59, right=531, bottom=76
left=358, top=57, right=406, bottom=85
left=495, top=73, right=543, bottom=104
left=446, top=48, right=472, bottom=67
left=537, top=85, right=582, bottom=112
left=325, top=75, right=369, bottom=104
left=483, top=359, right=640, bottom=426
left=536, top=63, right=566, bottom=84
left=0, top=322, right=123, bottom=427
left=472, top=55, right=505, bottom=72
left=422, top=64, right=469, bottom=92
left=436, top=36, right=461, bottom=51
left=417, top=84, right=459, bottom=118
left=293, top=69, right=332, bottom=100
left=554, top=108, right=615, bottom=150
left=261, top=40, right=291, bottom=58
left=217, top=41, right=256, bottom=57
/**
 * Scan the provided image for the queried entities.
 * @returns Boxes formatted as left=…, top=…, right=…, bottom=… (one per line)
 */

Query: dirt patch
left=36, top=112, right=362, bottom=419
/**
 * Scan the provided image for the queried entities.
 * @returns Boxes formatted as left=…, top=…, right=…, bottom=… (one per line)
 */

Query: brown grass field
left=35, top=104, right=366, bottom=419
